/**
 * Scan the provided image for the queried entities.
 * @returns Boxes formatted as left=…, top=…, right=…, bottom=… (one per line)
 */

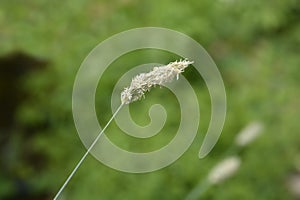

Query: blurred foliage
left=0, top=0, right=299, bottom=199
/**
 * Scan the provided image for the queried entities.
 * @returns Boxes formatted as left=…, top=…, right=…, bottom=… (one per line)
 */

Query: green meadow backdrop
left=0, top=0, right=299, bottom=199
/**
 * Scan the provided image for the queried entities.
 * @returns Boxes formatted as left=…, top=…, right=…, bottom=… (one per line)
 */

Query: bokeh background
left=0, top=0, right=300, bottom=199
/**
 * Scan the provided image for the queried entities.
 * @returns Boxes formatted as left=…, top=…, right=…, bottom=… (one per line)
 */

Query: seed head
left=121, top=59, right=193, bottom=104
left=207, top=156, right=241, bottom=185
left=235, top=121, right=264, bottom=147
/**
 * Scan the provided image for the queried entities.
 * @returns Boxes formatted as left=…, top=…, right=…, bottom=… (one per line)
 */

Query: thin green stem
left=53, top=104, right=124, bottom=200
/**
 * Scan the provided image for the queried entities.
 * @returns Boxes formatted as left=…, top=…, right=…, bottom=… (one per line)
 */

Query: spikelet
left=207, top=156, right=241, bottom=185
left=235, top=121, right=264, bottom=147
left=121, top=59, right=193, bottom=104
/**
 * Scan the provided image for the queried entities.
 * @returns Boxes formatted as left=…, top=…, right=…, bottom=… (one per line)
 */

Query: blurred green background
left=0, top=0, right=300, bottom=199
